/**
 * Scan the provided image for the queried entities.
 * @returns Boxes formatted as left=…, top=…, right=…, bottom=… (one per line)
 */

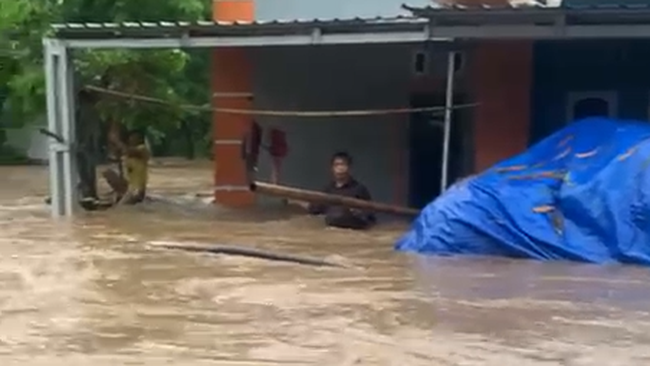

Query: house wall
left=441, top=0, right=535, bottom=172
left=254, top=0, right=430, bottom=20
left=532, top=40, right=650, bottom=143
left=468, top=42, right=533, bottom=172
left=211, top=0, right=534, bottom=207
left=251, top=44, right=431, bottom=205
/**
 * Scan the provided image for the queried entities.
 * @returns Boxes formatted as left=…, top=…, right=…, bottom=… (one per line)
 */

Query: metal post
left=440, top=51, right=456, bottom=193
left=58, top=46, right=77, bottom=215
left=44, top=40, right=64, bottom=217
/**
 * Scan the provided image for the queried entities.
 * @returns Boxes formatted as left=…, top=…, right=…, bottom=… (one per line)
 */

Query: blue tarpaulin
left=396, top=118, right=650, bottom=265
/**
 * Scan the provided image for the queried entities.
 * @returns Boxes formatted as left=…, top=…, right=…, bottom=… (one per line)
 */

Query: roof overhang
left=403, top=3, right=650, bottom=39
left=48, top=17, right=450, bottom=49
left=47, top=4, right=650, bottom=50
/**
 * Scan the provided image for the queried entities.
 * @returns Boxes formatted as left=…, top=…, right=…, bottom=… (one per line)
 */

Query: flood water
left=2, top=161, right=650, bottom=365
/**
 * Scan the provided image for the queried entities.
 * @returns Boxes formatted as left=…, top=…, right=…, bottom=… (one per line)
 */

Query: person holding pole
left=292, top=151, right=376, bottom=230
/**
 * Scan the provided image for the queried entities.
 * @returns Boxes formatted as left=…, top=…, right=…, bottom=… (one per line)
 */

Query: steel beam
left=44, top=39, right=77, bottom=217
left=55, top=23, right=650, bottom=50
left=59, top=30, right=442, bottom=49
left=44, top=40, right=65, bottom=217
left=430, top=24, right=650, bottom=39
left=58, top=45, right=77, bottom=216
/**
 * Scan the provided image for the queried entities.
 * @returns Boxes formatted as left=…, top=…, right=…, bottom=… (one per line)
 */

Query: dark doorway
left=573, top=97, right=610, bottom=120
left=408, top=93, right=469, bottom=209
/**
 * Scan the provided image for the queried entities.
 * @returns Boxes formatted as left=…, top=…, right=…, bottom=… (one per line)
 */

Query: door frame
left=408, top=92, right=468, bottom=208
left=566, top=91, right=618, bottom=122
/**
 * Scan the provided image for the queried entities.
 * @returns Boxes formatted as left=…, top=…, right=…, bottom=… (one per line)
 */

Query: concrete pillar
left=212, top=0, right=255, bottom=206
left=471, top=41, right=533, bottom=172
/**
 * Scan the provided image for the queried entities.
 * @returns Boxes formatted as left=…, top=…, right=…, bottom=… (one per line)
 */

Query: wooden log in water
left=249, top=181, right=419, bottom=217
left=149, top=242, right=348, bottom=268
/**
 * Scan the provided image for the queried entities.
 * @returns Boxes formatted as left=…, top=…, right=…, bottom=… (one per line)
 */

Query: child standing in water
left=103, top=129, right=150, bottom=205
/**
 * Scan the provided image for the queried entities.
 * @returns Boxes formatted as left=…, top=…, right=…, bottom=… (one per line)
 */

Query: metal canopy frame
left=44, top=5, right=650, bottom=216
left=51, top=17, right=435, bottom=49
left=44, top=39, right=77, bottom=217
left=43, top=16, right=451, bottom=217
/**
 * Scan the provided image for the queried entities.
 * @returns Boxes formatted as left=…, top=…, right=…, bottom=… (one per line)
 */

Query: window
left=566, top=91, right=617, bottom=122
left=425, top=51, right=465, bottom=78
left=412, top=51, right=428, bottom=76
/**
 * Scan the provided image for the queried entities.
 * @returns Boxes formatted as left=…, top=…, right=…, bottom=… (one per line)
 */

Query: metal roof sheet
left=403, top=2, right=650, bottom=13
left=50, top=16, right=427, bottom=40
left=402, top=2, right=650, bottom=25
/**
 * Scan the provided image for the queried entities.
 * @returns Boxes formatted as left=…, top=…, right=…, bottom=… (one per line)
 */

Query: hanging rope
left=84, top=84, right=480, bottom=118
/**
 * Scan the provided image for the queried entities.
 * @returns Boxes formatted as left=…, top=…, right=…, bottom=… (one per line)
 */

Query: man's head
left=330, top=151, right=353, bottom=182
left=127, top=130, right=144, bottom=146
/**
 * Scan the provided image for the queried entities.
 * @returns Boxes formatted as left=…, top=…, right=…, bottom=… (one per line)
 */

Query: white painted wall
left=250, top=44, right=424, bottom=205
left=4, top=117, right=48, bottom=162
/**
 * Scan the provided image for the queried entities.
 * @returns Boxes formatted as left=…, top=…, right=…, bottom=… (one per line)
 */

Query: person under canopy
left=102, top=128, right=150, bottom=205
left=298, top=151, right=376, bottom=230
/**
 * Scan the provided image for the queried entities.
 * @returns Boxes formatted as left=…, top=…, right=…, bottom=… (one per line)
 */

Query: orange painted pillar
left=471, top=41, right=533, bottom=172
left=442, top=1, right=533, bottom=173
left=212, top=0, right=255, bottom=206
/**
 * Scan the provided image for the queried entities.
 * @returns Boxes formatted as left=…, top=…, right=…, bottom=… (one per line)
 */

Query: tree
left=0, top=0, right=212, bottom=157
left=0, top=0, right=56, bottom=128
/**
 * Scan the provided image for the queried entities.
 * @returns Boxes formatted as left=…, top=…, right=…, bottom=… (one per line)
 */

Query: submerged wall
left=532, top=40, right=650, bottom=144
left=469, top=41, right=533, bottom=172
left=210, top=0, right=536, bottom=206
left=251, top=44, right=422, bottom=205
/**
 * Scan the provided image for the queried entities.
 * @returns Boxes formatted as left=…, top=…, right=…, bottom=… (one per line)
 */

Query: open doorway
left=408, top=93, right=469, bottom=209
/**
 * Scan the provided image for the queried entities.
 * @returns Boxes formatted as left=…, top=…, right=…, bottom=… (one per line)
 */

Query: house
left=211, top=0, right=650, bottom=209
left=46, top=1, right=650, bottom=215
left=213, top=0, right=480, bottom=209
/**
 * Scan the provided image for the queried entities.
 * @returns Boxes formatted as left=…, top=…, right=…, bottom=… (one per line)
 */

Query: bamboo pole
left=249, top=181, right=419, bottom=217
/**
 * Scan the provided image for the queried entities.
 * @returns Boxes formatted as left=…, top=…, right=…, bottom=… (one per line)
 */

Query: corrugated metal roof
left=404, top=2, right=650, bottom=13
left=50, top=16, right=427, bottom=40
left=565, top=0, right=650, bottom=5
left=403, top=2, right=650, bottom=25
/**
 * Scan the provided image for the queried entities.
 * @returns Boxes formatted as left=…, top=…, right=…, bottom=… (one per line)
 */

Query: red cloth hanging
left=268, top=128, right=288, bottom=158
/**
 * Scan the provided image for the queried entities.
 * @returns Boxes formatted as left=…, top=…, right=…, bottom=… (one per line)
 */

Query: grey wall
left=5, top=117, right=49, bottom=162
left=250, top=44, right=423, bottom=205
left=255, top=0, right=432, bottom=20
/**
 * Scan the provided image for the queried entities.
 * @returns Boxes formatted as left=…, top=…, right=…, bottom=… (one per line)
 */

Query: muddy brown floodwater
left=2, top=161, right=650, bottom=365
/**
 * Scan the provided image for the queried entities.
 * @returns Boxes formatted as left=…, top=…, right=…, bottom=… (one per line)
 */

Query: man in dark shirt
left=306, top=152, right=376, bottom=230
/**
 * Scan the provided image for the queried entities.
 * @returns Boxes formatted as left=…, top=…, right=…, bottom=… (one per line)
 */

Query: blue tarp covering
left=396, top=118, right=650, bottom=265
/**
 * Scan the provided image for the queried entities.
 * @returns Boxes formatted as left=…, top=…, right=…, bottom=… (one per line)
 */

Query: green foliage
left=0, top=0, right=213, bottom=159
left=0, top=0, right=56, bottom=126
left=0, top=144, right=30, bottom=165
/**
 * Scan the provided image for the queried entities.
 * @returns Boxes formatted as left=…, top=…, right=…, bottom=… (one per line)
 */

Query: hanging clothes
left=267, top=127, right=288, bottom=184
left=241, top=121, right=263, bottom=169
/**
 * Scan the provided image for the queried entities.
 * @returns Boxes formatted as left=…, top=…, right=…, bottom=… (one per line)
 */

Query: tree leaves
left=1, top=0, right=212, bottom=157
